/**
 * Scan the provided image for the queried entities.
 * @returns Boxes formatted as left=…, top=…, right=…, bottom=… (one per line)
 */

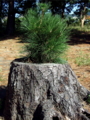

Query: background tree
left=0, top=0, right=3, bottom=26
left=6, top=0, right=36, bottom=36
left=1, top=0, right=90, bottom=36
left=6, top=0, right=15, bottom=35
left=14, top=0, right=36, bottom=15
left=40, top=0, right=76, bottom=18
left=74, top=0, right=90, bottom=27
left=0, top=0, right=8, bottom=35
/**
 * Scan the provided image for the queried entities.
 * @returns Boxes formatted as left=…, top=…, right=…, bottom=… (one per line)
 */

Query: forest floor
left=0, top=32, right=90, bottom=115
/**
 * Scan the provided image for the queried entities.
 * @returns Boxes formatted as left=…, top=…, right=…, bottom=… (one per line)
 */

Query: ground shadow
left=0, top=29, right=24, bottom=41
left=1, top=27, right=90, bottom=45
left=0, top=86, right=7, bottom=117
left=0, top=33, right=20, bottom=41
left=68, top=29, right=90, bottom=45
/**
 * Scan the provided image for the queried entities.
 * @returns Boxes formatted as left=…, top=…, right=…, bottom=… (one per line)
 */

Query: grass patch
left=61, top=52, right=69, bottom=62
left=69, top=25, right=90, bottom=32
left=75, top=52, right=90, bottom=66
left=0, top=76, right=4, bottom=81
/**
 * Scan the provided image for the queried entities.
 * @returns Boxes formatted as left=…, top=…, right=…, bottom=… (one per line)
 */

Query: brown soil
left=67, top=44, right=90, bottom=91
left=0, top=36, right=90, bottom=112
left=0, top=37, right=25, bottom=86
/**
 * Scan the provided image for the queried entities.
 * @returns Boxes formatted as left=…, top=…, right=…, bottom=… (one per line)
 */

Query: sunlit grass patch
left=61, top=51, right=69, bottom=62
left=0, top=76, right=4, bottom=81
left=69, top=25, right=90, bottom=32
left=75, top=51, right=90, bottom=66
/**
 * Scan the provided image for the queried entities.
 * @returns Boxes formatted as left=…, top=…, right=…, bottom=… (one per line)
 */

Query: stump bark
left=4, top=62, right=90, bottom=120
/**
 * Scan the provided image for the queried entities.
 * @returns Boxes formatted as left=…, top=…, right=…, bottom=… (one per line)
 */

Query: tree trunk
left=80, top=6, right=87, bottom=28
left=6, top=0, right=15, bottom=35
left=61, top=5, right=65, bottom=18
left=81, top=15, right=86, bottom=28
left=0, top=0, right=3, bottom=26
left=4, top=62, right=90, bottom=120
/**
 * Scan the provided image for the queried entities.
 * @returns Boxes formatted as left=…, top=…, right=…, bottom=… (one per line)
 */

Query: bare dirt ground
left=67, top=44, right=90, bottom=91
left=0, top=36, right=90, bottom=113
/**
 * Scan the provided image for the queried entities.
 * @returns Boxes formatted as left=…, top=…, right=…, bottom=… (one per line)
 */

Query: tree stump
left=4, top=62, right=90, bottom=120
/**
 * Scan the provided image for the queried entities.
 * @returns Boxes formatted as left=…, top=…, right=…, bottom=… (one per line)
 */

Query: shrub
left=20, top=3, right=70, bottom=63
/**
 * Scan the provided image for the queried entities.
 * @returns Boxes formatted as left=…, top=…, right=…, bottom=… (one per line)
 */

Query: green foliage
left=20, top=3, right=70, bottom=63
left=42, top=0, right=75, bottom=17
left=15, top=18, right=21, bottom=30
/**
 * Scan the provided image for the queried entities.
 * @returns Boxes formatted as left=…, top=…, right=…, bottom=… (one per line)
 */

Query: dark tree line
left=0, top=0, right=90, bottom=36
left=0, top=0, right=36, bottom=36
left=6, top=0, right=15, bottom=35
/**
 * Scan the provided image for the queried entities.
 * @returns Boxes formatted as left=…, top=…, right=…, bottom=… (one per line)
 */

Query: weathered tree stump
left=4, top=62, right=90, bottom=120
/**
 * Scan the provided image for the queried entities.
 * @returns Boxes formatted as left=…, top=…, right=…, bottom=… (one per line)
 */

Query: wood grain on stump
left=4, top=62, right=90, bottom=120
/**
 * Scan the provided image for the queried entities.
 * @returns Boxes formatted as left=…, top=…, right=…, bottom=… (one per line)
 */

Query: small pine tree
left=20, top=3, right=70, bottom=63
